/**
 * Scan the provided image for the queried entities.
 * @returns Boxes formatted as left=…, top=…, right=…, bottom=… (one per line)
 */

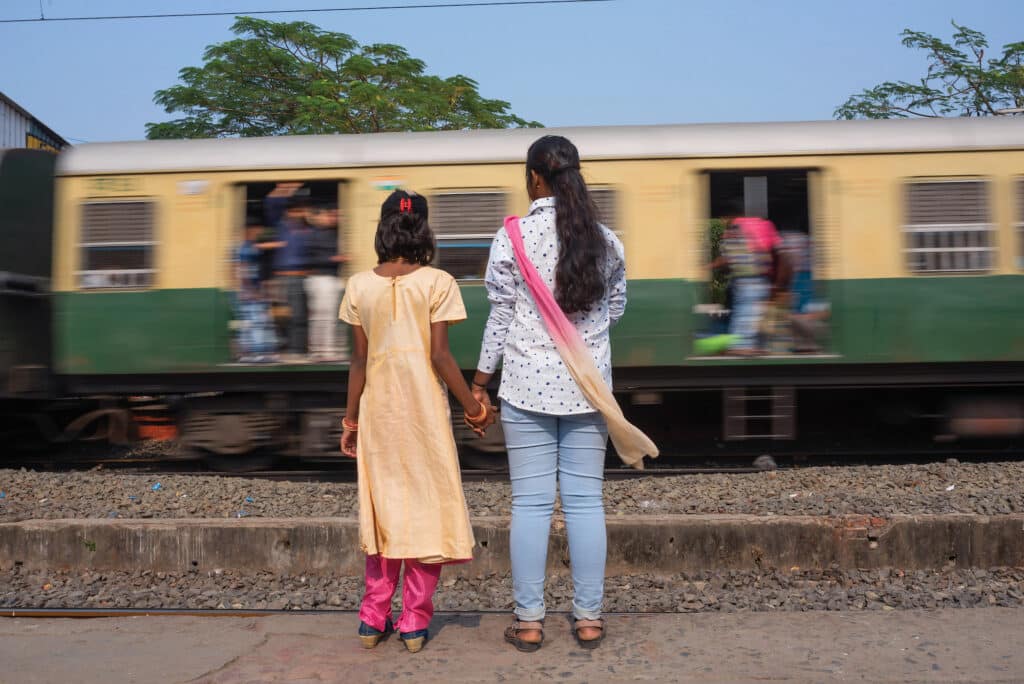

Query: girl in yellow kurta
left=339, top=190, right=494, bottom=653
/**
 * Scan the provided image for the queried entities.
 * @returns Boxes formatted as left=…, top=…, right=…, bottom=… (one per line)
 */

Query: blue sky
left=1, top=0, right=1021, bottom=142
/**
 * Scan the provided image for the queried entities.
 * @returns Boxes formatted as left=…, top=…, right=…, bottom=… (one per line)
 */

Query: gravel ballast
left=1, top=460, right=1023, bottom=521
left=2, top=566, right=1022, bottom=613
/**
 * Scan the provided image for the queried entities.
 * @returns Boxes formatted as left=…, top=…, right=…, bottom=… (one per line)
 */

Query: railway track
left=5, top=442, right=1021, bottom=482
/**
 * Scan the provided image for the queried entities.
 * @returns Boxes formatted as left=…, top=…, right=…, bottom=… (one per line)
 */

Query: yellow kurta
left=339, top=266, right=475, bottom=563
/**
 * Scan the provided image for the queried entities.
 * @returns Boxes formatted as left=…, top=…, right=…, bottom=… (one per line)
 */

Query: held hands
left=465, top=386, right=496, bottom=437
left=339, top=394, right=495, bottom=456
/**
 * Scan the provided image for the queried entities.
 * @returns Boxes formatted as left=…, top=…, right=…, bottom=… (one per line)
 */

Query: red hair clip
left=399, top=198, right=413, bottom=213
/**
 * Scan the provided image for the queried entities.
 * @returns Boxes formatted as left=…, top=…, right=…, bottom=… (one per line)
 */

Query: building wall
left=0, top=97, right=30, bottom=149
left=0, top=93, right=66, bottom=152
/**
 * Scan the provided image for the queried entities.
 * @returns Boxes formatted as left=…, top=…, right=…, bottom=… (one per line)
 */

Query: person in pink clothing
left=711, top=201, right=790, bottom=354
left=339, top=190, right=495, bottom=653
left=733, top=215, right=781, bottom=254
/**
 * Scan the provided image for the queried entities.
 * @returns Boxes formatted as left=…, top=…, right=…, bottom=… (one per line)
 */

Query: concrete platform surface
left=1, top=609, right=1021, bottom=683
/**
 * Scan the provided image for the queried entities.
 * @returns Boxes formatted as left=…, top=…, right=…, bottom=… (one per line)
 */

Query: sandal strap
left=574, top=618, right=605, bottom=631
left=513, top=620, right=544, bottom=631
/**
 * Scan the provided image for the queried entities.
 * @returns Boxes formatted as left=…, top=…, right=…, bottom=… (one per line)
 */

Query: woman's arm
left=607, top=235, right=628, bottom=326
left=430, top=322, right=493, bottom=435
left=473, top=229, right=517, bottom=407
left=339, top=325, right=368, bottom=456
left=476, top=229, right=516, bottom=385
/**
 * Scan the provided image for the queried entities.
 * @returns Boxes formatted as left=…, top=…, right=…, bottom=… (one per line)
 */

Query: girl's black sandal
left=573, top=618, right=606, bottom=650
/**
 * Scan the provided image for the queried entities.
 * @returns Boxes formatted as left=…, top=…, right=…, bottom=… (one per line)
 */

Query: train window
left=78, top=200, right=156, bottom=289
left=590, top=187, right=619, bottom=233
left=904, top=180, right=993, bottom=274
left=430, top=191, right=506, bottom=281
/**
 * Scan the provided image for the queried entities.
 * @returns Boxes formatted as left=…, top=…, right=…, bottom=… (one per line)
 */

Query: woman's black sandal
left=573, top=618, right=606, bottom=650
left=504, top=619, right=544, bottom=652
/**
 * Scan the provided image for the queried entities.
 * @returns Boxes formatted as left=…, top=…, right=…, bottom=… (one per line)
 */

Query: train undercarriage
left=4, top=363, right=1022, bottom=472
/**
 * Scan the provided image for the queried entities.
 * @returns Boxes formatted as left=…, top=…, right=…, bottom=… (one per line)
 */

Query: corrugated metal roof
left=57, top=117, right=1024, bottom=176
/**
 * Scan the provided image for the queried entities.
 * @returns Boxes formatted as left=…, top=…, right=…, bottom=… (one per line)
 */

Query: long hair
left=374, top=190, right=435, bottom=265
left=526, top=136, right=607, bottom=314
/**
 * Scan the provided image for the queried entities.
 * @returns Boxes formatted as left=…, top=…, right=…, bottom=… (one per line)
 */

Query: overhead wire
left=0, top=0, right=615, bottom=24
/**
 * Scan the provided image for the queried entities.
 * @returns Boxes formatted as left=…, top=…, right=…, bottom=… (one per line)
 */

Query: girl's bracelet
left=342, top=417, right=358, bottom=432
left=465, top=402, right=488, bottom=424
left=471, top=380, right=488, bottom=391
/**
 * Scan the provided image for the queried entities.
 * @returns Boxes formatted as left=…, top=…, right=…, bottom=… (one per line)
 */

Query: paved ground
left=1, top=609, right=1021, bottom=683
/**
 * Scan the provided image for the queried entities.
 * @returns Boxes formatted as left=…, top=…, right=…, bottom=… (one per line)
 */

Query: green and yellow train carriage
left=50, top=118, right=1024, bottom=463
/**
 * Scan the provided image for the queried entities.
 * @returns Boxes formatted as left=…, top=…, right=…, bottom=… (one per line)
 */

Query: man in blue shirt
left=304, top=203, right=349, bottom=361
left=267, top=195, right=313, bottom=357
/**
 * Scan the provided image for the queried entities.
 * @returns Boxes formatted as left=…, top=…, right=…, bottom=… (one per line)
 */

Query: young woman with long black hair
left=472, top=136, right=628, bottom=651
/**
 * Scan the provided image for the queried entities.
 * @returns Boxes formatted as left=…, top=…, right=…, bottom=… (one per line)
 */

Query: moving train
left=2, top=118, right=1023, bottom=467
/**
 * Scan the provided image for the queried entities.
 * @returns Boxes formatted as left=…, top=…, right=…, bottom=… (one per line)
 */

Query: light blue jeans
left=729, top=276, right=770, bottom=350
left=501, top=401, right=609, bottom=622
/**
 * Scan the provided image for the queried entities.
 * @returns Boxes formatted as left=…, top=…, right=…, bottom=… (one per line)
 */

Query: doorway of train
left=694, top=168, right=832, bottom=359
left=231, top=179, right=352, bottom=365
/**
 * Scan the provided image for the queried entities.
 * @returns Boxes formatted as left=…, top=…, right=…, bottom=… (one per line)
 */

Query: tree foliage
left=146, top=17, right=540, bottom=139
left=835, top=22, right=1024, bottom=119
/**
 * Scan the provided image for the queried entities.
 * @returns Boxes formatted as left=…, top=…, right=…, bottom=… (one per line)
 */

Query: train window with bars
left=903, top=179, right=993, bottom=274
left=78, top=200, right=156, bottom=289
left=430, top=191, right=506, bottom=281
left=590, top=186, right=619, bottom=233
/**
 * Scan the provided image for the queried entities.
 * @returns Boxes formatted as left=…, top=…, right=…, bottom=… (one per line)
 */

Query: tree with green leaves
left=835, top=22, right=1024, bottom=119
left=146, top=17, right=540, bottom=139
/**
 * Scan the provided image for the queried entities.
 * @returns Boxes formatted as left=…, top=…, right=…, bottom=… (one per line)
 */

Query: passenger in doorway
left=338, top=190, right=495, bottom=653
left=710, top=201, right=790, bottom=355
left=708, top=212, right=768, bottom=355
left=233, top=222, right=278, bottom=362
left=779, top=229, right=821, bottom=353
left=260, top=183, right=304, bottom=356
left=304, top=203, right=349, bottom=361
left=271, top=196, right=313, bottom=360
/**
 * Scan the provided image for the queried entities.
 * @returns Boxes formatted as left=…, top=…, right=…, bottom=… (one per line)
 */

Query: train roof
left=57, top=117, right=1024, bottom=176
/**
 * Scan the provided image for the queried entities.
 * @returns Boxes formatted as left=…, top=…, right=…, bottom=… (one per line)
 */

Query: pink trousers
left=358, top=555, right=443, bottom=633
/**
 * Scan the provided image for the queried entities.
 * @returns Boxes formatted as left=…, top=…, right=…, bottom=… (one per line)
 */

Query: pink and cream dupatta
left=504, top=216, right=659, bottom=470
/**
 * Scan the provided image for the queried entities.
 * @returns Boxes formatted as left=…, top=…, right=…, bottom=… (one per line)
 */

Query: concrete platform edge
left=1, top=513, right=1022, bottom=575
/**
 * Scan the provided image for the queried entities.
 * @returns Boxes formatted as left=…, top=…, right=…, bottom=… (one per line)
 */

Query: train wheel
left=178, top=410, right=283, bottom=473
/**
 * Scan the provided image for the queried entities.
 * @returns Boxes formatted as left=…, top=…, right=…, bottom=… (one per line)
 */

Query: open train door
left=696, top=167, right=834, bottom=358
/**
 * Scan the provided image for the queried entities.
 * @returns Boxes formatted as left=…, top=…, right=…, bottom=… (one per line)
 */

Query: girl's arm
left=430, top=321, right=493, bottom=435
left=339, top=325, right=369, bottom=456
